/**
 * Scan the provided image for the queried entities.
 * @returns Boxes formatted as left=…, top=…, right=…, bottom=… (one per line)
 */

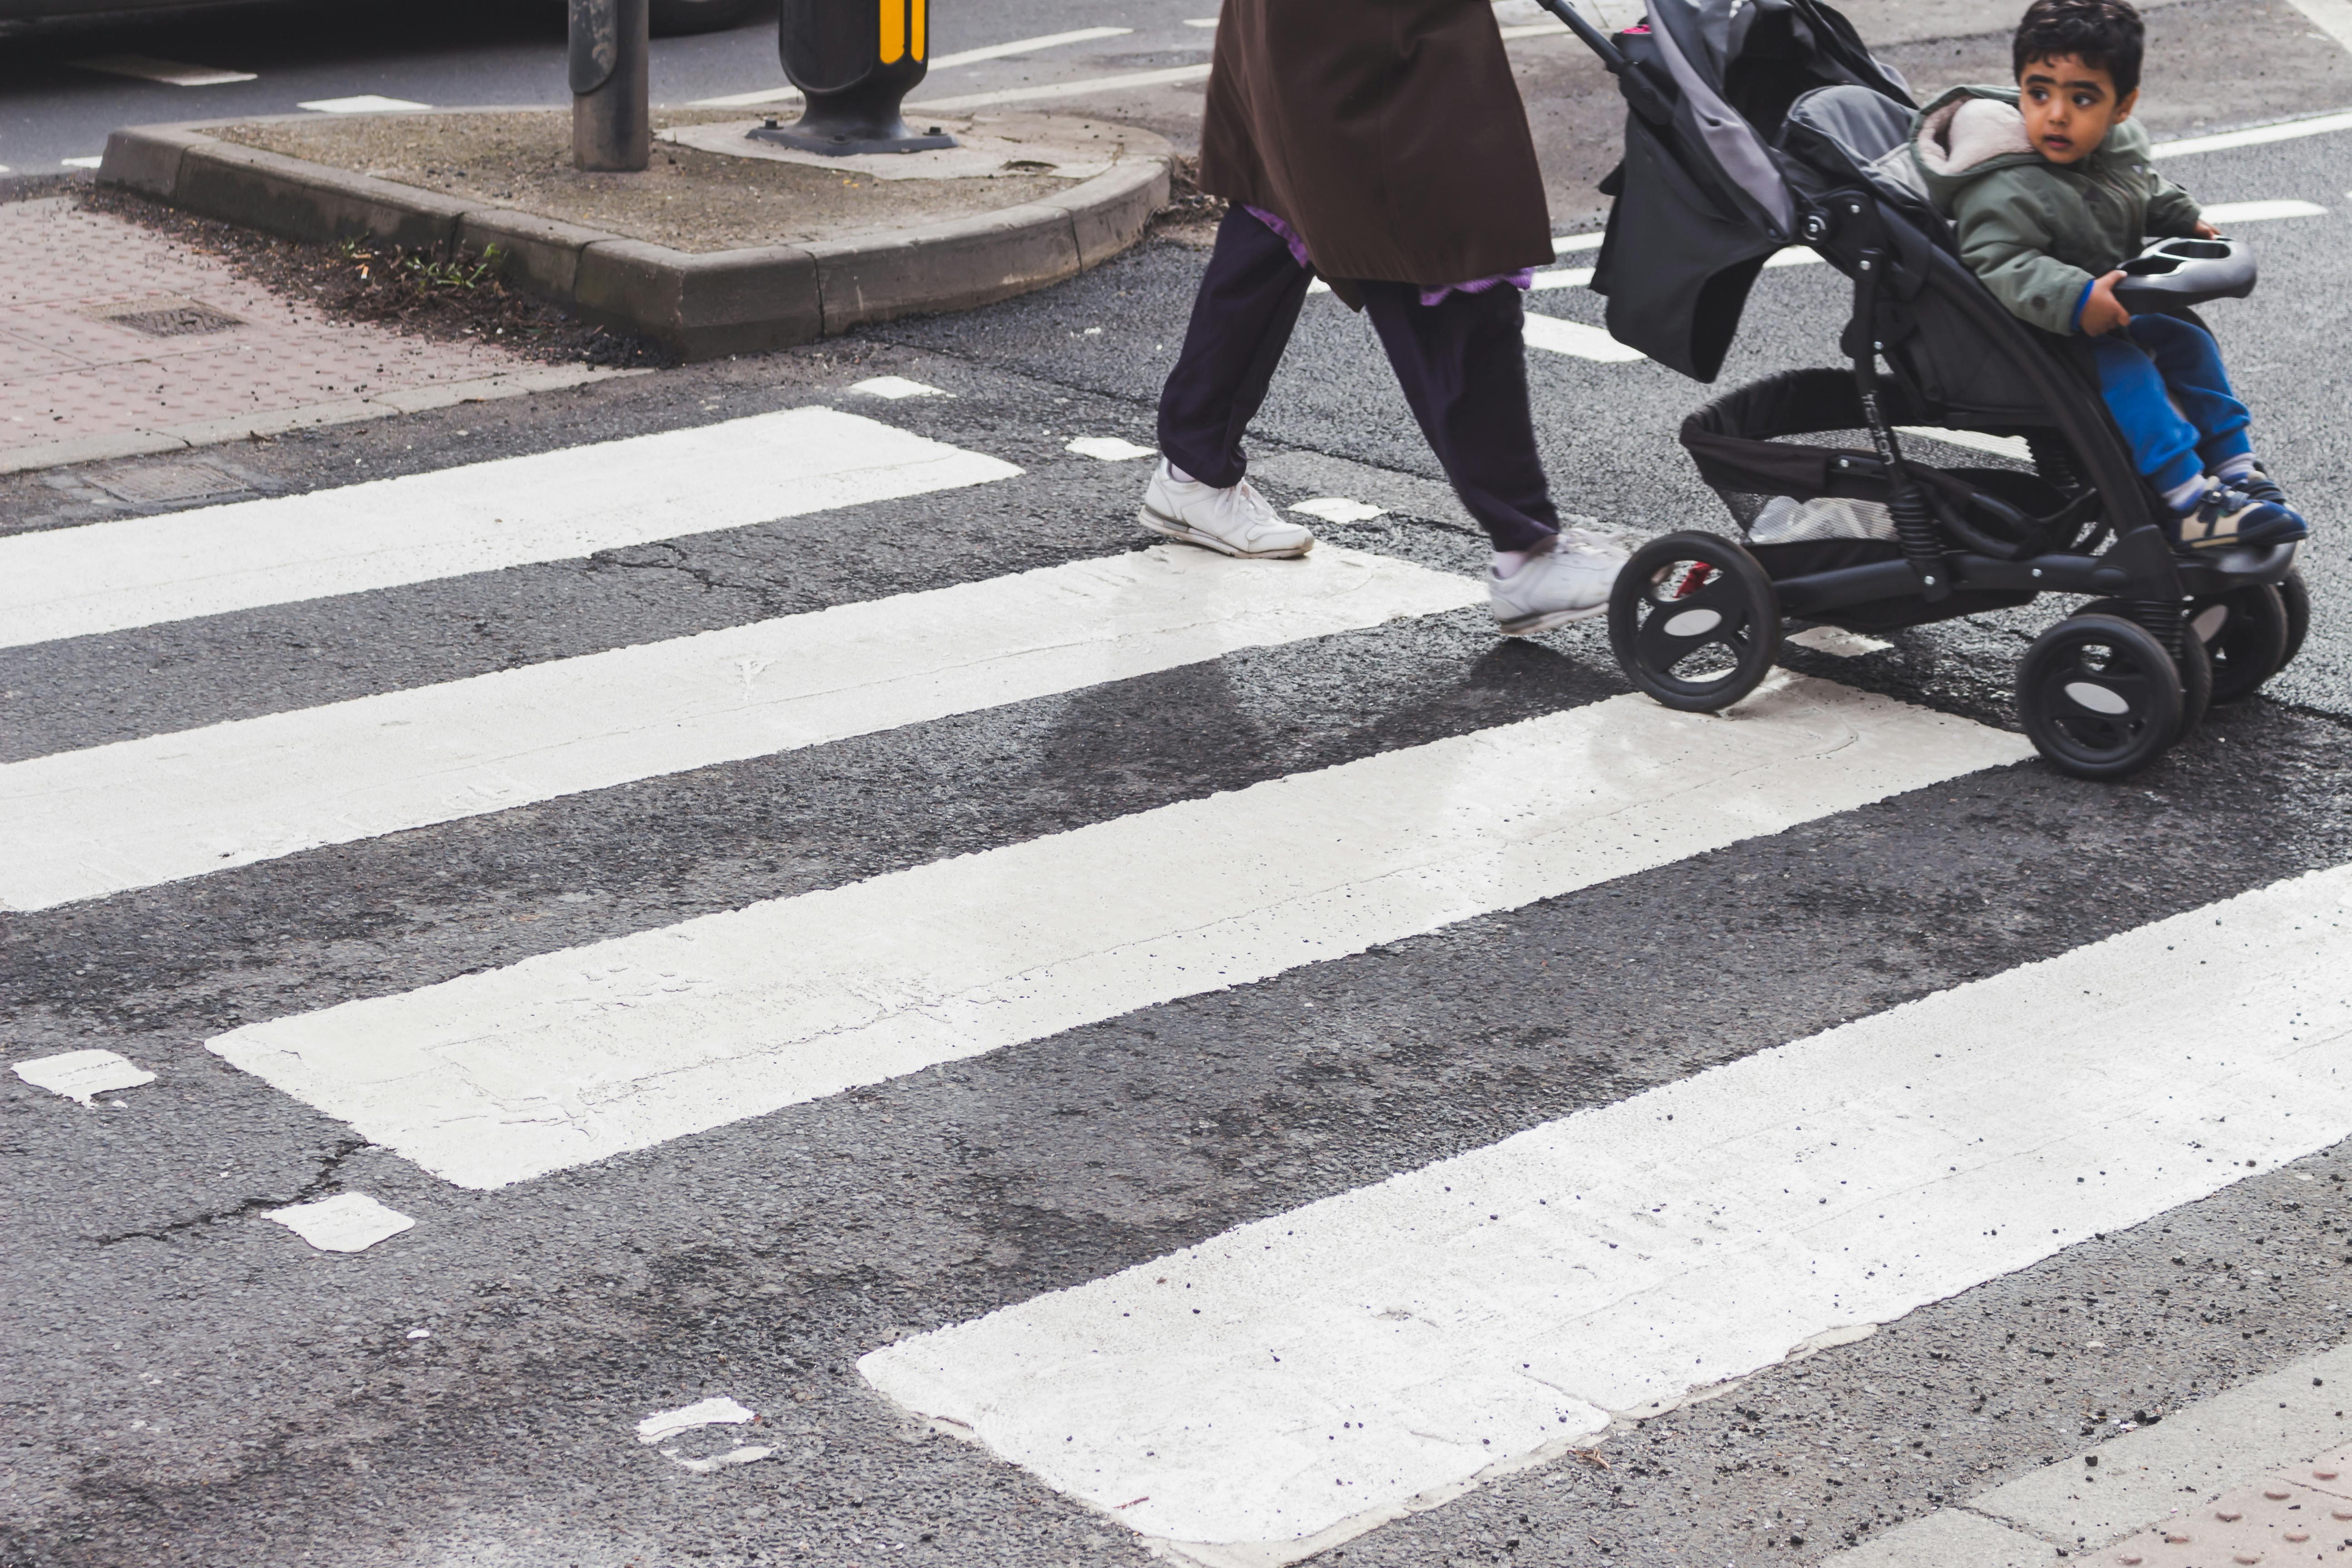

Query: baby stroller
left=1537, top=0, right=2309, bottom=779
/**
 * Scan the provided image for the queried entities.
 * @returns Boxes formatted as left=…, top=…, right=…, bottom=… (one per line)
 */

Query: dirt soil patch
left=74, top=183, right=674, bottom=368
left=213, top=109, right=1111, bottom=254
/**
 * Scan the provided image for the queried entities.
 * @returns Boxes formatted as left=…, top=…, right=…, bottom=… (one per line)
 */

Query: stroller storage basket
left=1680, top=368, right=2076, bottom=627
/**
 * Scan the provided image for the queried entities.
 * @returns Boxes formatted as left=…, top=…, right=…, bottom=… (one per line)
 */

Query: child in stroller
left=1911, top=0, right=2308, bottom=554
left=1534, top=0, right=2309, bottom=779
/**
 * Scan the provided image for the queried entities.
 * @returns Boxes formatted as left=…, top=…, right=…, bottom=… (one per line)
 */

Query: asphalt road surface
left=5, top=2, right=2352, bottom=1567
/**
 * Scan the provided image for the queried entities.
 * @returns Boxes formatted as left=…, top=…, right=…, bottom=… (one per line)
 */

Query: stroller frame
left=1540, top=0, right=2307, bottom=778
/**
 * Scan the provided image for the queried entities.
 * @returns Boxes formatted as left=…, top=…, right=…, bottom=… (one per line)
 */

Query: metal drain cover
left=88, top=460, right=250, bottom=505
left=86, top=296, right=246, bottom=337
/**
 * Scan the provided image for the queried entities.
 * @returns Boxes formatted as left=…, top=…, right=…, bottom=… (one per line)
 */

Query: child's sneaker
left=2229, top=464, right=2290, bottom=509
left=2175, top=485, right=2307, bottom=552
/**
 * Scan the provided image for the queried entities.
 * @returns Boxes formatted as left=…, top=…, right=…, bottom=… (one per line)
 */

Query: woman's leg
left=1155, top=208, right=1316, bottom=488
left=1356, top=280, right=1561, bottom=552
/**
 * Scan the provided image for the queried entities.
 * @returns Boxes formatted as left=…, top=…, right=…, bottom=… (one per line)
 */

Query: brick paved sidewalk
left=0, top=197, right=625, bottom=473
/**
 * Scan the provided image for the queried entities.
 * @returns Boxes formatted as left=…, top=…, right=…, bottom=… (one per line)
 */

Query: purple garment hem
left=1243, top=204, right=1533, bottom=307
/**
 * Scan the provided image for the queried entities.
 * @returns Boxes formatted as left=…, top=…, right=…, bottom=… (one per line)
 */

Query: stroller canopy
left=1583, top=0, right=1912, bottom=380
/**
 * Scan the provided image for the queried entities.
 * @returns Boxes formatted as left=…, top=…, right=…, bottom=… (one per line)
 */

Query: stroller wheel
left=1608, top=531, right=1781, bottom=712
left=2017, top=613, right=2185, bottom=780
left=2186, top=583, right=2291, bottom=705
left=2279, top=567, right=2312, bottom=671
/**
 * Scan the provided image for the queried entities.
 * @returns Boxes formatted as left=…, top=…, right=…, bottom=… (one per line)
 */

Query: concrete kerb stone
left=96, top=114, right=1175, bottom=361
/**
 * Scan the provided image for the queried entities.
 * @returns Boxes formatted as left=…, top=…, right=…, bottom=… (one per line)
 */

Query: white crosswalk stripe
left=0, top=407, right=1017, bottom=650
left=0, top=545, right=1476, bottom=910
left=206, top=674, right=2022, bottom=1189
left=865, top=863, right=2352, bottom=1562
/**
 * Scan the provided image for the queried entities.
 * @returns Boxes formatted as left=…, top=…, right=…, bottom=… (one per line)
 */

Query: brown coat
left=1197, top=0, right=1555, bottom=305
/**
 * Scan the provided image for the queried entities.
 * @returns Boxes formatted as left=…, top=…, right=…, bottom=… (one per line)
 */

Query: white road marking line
left=689, top=85, right=804, bottom=108
left=2201, top=197, right=2330, bottom=222
left=1787, top=625, right=1893, bottom=657
left=1521, top=313, right=1647, bottom=362
left=1525, top=266, right=1595, bottom=292
left=264, top=1192, right=414, bottom=1252
left=69, top=54, right=256, bottom=85
left=850, top=375, right=951, bottom=399
left=208, top=675, right=2028, bottom=1191
left=1066, top=436, right=1156, bottom=461
left=12, top=1049, right=154, bottom=1106
left=0, top=407, right=1018, bottom=652
left=1498, top=20, right=1570, bottom=37
left=2154, top=109, right=2352, bottom=157
left=1554, top=231, right=1604, bottom=253
left=914, top=64, right=1213, bottom=113
left=297, top=95, right=430, bottom=114
left=1899, top=426, right=2034, bottom=463
left=0, top=545, right=1481, bottom=912
left=60, top=157, right=104, bottom=169
left=863, top=862, right=2352, bottom=1563
left=1289, top=498, right=1384, bottom=524
left=1183, top=16, right=1220, bottom=24
left=929, top=26, right=1134, bottom=69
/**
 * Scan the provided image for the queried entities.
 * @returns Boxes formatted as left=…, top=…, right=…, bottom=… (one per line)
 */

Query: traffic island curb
left=97, top=113, right=1174, bottom=362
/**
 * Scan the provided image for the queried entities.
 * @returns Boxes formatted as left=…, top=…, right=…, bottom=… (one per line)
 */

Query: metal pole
left=571, top=0, right=651, bottom=172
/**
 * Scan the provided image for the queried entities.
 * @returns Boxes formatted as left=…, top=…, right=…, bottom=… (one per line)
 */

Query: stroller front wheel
left=1608, top=531, right=1782, bottom=712
left=2017, top=613, right=2185, bottom=780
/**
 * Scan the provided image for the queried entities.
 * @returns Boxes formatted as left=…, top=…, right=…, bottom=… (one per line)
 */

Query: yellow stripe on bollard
left=911, top=0, right=926, bottom=60
left=880, top=0, right=905, bottom=64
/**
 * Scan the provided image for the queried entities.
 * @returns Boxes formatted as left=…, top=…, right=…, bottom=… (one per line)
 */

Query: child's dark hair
left=2014, top=0, right=2145, bottom=99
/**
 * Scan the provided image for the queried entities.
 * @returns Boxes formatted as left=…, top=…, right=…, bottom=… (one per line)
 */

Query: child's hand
left=2080, top=271, right=2133, bottom=336
left=2194, top=220, right=2220, bottom=239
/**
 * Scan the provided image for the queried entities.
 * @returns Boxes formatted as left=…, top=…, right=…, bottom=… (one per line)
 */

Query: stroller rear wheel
left=2017, top=613, right=2185, bottom=780
left=2186, top=583, right=2291, bottom=706
left=1608, top=532, right=1782, bottom=712
left=2280, top=567, right=2312, bottom=671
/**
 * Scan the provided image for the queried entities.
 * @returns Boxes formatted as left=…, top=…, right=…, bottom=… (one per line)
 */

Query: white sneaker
left=1139, top=461, right=1315, bottom=559
left=1488, top=532, right=1629, bottom=636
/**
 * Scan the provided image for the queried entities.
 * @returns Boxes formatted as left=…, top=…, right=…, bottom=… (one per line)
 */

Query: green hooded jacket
left=1907, top=84, right=2204, bottom=335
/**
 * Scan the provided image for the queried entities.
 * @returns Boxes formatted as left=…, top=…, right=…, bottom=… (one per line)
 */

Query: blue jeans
left=2089, top=314, right=2253, bottom=498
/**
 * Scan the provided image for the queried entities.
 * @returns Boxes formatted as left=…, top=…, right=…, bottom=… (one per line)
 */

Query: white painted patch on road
left=60, top=157, right=103, bottom=169
left=637, top=1396, right=755, bottom=1443
left=70, top=54, right=257, bottom=85
left=850, top=375, right=950, bottom=399
left=209, top=675, right=2028, bottom=1191
left=1524, top=266, right=1596, bottom=292
left=1788, top=625, right=1894, bottom=658
left=13, top=1049, right=154, bottom=1106
left=1521, top=314, right=1647, bottom=362
left=863, top=863, right=2352, bottom=1562
left=915, top=64, right=1213, bottom=113
left=1288, top=497, right=1385, bottom=524
left=298, top=95, right=430, bottom=113
left=0, top=407, right=1019, bottom=651
left=1065, top=436, right=1156, bottom=461
left=2154, top=109, right=2352, bottom=157
left=264, top=1192, right=413, bottom=1253
left=1899, top=426, right=2035, bottom=463
left=0, top=544, right=1478, bottom=911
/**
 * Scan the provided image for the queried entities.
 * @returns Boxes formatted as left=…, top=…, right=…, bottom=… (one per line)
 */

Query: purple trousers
left=1154, top=207, right=1563, bottom=552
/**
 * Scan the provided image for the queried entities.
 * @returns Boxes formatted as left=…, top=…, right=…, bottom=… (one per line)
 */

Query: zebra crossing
left=6, top=382, right=2349, bottom=1568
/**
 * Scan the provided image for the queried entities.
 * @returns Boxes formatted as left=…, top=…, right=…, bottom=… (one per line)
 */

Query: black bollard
left=750, top=0, right=956, bottom=156
left=572, top=0, right=651, bottom=172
